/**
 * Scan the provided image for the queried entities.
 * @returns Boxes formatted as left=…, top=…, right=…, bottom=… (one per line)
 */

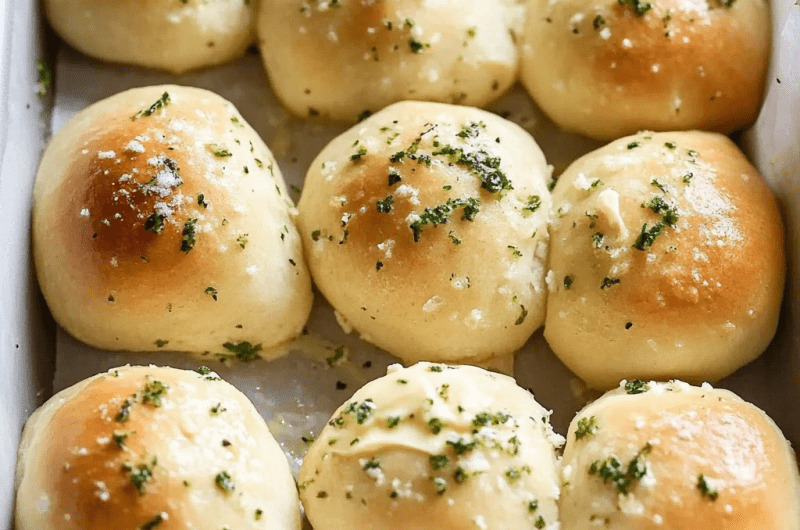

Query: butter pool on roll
left=299, top=362, right=564, bottom=530
left=33, top=85, right=312, bottom=356
left=545, top=131, right=785, bottom=389
left=15, top=365, right=300, bottom=530
left=559, top=380, right=800, bottom=530
left=298, top=101, right=553, bottom=365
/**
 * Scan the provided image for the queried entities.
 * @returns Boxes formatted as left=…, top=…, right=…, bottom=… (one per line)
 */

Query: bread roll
left=43, top=0, right=256, bottom=74
left=519, top=0, right=770, bottom=140
left=299, top=362, right=564, bottom=530
left=15, top=365, right=301, bottom=530
left=33, top=85, right=312, bottom=356
left=544, top=131, right=784, bottom=389
left=297, top=101, right=553, bottom=364
left=559, top=380, right=800, bottom=529
left=257, top=0, right=524, bottom=122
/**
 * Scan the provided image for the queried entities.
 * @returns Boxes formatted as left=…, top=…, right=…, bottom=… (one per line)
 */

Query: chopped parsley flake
left=430, top=455, right=449, bottom=469
left=515, top=305, right=528, bottom=325
left=454, top=466, right=470, bottom=483
left=593, top=15, right=606, bottom=29
left=409, top=197, right=480, bottom=242
left=205, top=286, right=218, bottom=301
left=428, top=418, right=444, bottom=434
left=180, top=219, right=197, bottom=253
left=589, top=444, right=652, bottom=494
left=112, top=431, right=128, bottom=449
left=350, top=146, right=367, bottom=161
left=388, top=168, right=402, bottom=186
left=144, top=213, right=165, bottom=234
left=236, top=234, right=249, bottom=249
left=575, top=416, right=599, bottom=440
left=601, top=277, right=621, bottom=290
left=326, top=346, right=346, bottom=366
left=505, top=465, right=531, bottom=483
left=564, top=275, right=575, bottom=290
left=508, top=246, right=522, bottom=258
left=209, top=145, right=232, bottom=157
left=432, top=477, right=447, bottom=494
left=446, top=438, right=477, bottom=455
left=456, top=122, right=485, bottom=139
left=197, top=194, right=209, bottom=208
left=215, top=471, right=235, bottom=492
left=386, top=416, right=401, bottom=428
left=311, top=230, right=322, bottom=241
left=132, top=92, right=170, bottom=120
left=432, top=145, right=513, bottom=194
left=222, top=341, right=262, bottom=362
left=116, top=396, right=136, bottom=423
left=362, top=459, right=381, bottom=470
left=665, top=142, right=677, bottom=150
left=697, top=474, right=719, bottom=500
left=617, top=0, right=653, bottom=16
left=524, top=195, right=542, bottom=213
left=35, top=61, right=51, bottom=98
left=154, top=339, right=168, bottom=348
left=592, top=232, right=604, bottom=248
left=138, top=514, right=165, bottom=530
left=142, top=380, right=169, bottom=407
left=129, top=459, right=157, bottom=496
left=409, top=38, right=430, bottom=53
left=625, top=379, right=650, bottom=394
left=632, top=222, right=665, bottom=251
left=376, top=195, right=394, bottom=213
left=528, top=500, right=539, bottom=513
left=643, top=196, right=678, bottom=226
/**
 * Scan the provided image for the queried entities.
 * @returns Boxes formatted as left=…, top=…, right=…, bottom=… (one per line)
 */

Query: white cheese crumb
left=125, top=140, right=146, bottom=153
left=98, top=151, right=116, bottom=159
left=422, top=296, right=444, bottom=312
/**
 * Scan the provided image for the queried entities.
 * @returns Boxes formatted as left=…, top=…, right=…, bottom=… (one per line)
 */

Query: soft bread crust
left=299, top=362, right=565, bottom=530
left=560, top=381, right=800, bottom=529
left=15, top=365, right=301, bottom=530
left=544, top=131, right=785, bottom=389
left=33, top=85, right=312, bottom=355
left=519, top=0, right=770, bottom=140
left=297, top=101, right=553, bottom=364
left=257, top=0, right=524, bottom=122
left=43, top=0, right=255, bottom=74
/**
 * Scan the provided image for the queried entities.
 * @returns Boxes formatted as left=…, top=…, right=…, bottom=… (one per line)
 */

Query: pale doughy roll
left=560, top=380, right=800, bottom=530
left=257, top=0, right=525, bottom=122
left=15, top=365, right=301, bottom=530
left=520, top=0, right=770, bottom=140
left=544, top=131, right=785, bottom=389
left=299, top=362, right=565, bottom=530
left=43, top=0, right=256, bottom=74
left=297, top=101, right=553, bottom=365
left=33, top=85, right=312, bottom=356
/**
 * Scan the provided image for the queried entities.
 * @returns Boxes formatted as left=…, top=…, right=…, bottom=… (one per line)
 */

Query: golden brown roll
left=299, top=362, right=564, bottom=530
left=544, top=131, right=784, bottom=389
left=43, top=0, right=256, bottom=74
left=257, top=0, right=524, bottom=122
left=560, top=380, right=800, bottom=529
left=15, top=365, right=301, bottom=530
left=33, top=85, right=312, bottom=356
left=297, top=101, right=553, bottom=365
left=519, top=0, right=770, bottom=140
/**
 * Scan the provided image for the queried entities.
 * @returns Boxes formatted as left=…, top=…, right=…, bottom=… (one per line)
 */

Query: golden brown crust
left=33, top=85, right=312, bottom=354
left=560, top=382, right=800, bottom=529
left=43, top=0, right=255, bottom=73
left=299, top=363, right=564, bottom=530
left=545, top=131, right=785, bottom=388
left=298, top=101, right=552, bottom=364
left=258, top=0, right=523, bottom=122
left=15, top=366, right=301, bottom=530
left=520, top=0, right=770, bottom=140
